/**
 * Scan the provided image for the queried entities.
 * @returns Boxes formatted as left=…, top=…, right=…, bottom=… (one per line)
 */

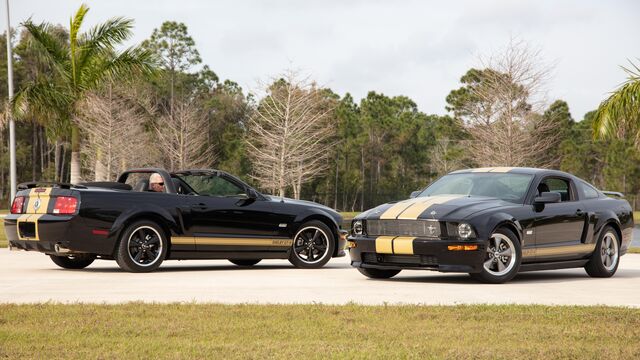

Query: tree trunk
left=94, top=148, right=106, bottom=181
left=54, top=140, right=62, bottom=181
left=70, top=124, right=81, bottom=183
left=32, top=123, right=38, bottom=181
left=60, top=145, right=67, bottom=182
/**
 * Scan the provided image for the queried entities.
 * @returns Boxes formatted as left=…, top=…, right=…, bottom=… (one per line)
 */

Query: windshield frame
left=417, top=172, right=535, bottom=204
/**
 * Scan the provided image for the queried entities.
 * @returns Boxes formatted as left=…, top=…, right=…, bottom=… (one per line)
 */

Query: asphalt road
left=1, top=249, right=640, bottom=306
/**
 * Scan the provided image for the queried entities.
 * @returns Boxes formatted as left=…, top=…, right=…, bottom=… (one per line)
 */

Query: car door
left=532, top=176, right=589, bottom=261
left=182, top=174, right=286, bottom=252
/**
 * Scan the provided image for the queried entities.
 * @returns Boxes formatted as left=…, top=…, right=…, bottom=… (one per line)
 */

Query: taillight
left=10, top=196, right=25, bottom=214
left=53, top=196, right=78, bottom=215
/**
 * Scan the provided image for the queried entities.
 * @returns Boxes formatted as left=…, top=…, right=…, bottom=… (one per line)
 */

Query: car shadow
left=385, top=268, right=640, bottom=284
left=73, top=261, right=352, bottom=273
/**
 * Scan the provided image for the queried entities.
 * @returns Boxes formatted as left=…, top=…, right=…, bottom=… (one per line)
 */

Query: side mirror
left=534, top=192, right=561, bottom=204
left=247, top=188, right=259, bottom=200
left=410, top=190, right=421, bottom=199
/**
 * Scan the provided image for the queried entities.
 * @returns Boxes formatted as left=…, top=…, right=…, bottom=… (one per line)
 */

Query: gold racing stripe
left=396, top=195, right=463, bottom=220
left=25, top=187, right=52, bottom=214
left=379, top=199, right=420, bottom=219
left=375, top=236, right=395, bottom=254
left=393, top=236, right=415, bottom=255
left=488, top=167, right=515, bottom=173
left=171, top=237, right=293, bottom=247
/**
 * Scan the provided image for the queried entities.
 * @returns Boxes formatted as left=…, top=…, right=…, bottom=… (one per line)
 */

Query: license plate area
left=18, top=222, right=37, bottom=239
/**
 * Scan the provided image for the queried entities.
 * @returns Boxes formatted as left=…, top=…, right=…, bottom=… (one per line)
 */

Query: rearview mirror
left=534, top=192, right=561, bottom=204
left=247, top=188, right=259, bottom=200
left=410, top=190, right=421, bottom=199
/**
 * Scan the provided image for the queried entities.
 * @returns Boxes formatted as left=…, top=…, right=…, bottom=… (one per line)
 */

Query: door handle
left=576, top=209, right=585, bottom=216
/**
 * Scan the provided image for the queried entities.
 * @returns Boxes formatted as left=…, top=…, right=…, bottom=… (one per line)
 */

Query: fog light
left=448, top=245, right=478, bottom=251
left=347, top=240, right=357, bottom=249
left=457, top=223, right=474, bottom=239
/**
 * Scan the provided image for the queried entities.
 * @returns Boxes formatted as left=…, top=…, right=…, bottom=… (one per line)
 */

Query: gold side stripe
left=375, top=236, right=395, bottom=254
left=393, top=236, right=415, bottom=255
left=534, top=244, right=596, bottom=257
left=396, top=195, right=463, bottom=220
left=171, top=237, right=293, bottom=247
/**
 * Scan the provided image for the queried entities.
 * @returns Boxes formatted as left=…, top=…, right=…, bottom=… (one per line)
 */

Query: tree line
left=1, top=6, right=639, bottom=211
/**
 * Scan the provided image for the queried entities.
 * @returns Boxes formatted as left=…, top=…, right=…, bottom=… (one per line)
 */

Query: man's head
left=149, top=173, right=165, bottom=193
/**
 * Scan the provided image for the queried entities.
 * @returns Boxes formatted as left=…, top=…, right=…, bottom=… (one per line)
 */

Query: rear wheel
left=115, top=221, right=167, bottom=273
left=585, top=226, right=620, bottom=278
left=470, top=227, right=521, bottom=284
left=289, top=221, right=335, bottom=269
left=357, top=268, right=401, bottom=279
left=229, top=259, right=261, bottom=266
left=49, top=254, right=95, bottom=269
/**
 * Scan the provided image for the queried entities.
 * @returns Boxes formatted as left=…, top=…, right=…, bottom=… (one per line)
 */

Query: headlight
left=352, top=220, right=364, bottom=235
left=457, top=223, right=474, bottom=239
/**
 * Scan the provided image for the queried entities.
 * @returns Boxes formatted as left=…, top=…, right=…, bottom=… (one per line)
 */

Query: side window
left=580, top=181, right=600, bottom=199
left=181, top=174, right=245, bottom=197
left=538, top=178, right=574, bottom=202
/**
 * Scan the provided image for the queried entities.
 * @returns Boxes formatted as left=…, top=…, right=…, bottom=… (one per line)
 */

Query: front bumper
left=348, top=235, right=487, bottom=273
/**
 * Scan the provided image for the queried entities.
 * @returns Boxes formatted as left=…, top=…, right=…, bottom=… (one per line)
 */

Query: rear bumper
left=4, top=214, right=115, bottom=255
left=348, top=235, right=487, bottom=273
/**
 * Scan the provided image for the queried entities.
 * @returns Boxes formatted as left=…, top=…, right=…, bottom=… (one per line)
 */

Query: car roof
left=450, top=167, right=573, bottom=177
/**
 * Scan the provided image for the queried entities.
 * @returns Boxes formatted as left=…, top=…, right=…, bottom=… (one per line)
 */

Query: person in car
left=149, top=173, right=165, bottom=193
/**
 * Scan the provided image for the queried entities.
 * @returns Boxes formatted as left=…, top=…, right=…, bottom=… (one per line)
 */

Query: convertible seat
left=133, top=179, right=149, bottom=192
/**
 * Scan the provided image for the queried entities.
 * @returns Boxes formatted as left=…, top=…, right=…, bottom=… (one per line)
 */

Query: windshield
left=418, top=172, right=534, bottom=203
left=176, top=174, right=247, bottom=197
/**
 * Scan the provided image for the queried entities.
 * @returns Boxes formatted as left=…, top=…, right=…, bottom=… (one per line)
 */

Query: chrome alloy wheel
left=127, top=226, right=163, bottom=267
left=293, top=226, right=330, bottom=264
left=600, top=231, right=619, bottom=271
left=483, top=233, right=517, bottom=276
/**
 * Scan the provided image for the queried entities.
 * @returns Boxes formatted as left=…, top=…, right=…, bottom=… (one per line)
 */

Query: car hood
left=265, top=195, right=338, bottom=214
left=356, top=195, right=513, bottom=221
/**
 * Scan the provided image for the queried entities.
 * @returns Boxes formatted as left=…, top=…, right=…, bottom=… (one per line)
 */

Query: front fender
left=472, top=212, right=523, bottom=242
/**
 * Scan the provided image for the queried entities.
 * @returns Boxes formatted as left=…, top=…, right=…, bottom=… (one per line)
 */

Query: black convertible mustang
left=5, top=168, right=347, bottom=272
left=348, top=167, right=634, bottom=283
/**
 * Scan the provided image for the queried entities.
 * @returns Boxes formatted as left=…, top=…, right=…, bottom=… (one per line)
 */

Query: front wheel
left=585, top=226, right=620, bottom=278
left=357, top=268, right=401, bottom=279
left=470, top=227, right=521, bottom=284
left=229, top=259, right=261, bottom=267
left=49, top=254, right=95, bottom=269
left=115, top=221, right=167, bottom=273
left=289, top=221, right=335, bottom=269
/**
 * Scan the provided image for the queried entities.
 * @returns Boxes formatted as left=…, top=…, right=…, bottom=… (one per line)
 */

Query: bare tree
left=431, top=137, right=467, bottom=175
left=77, top=84, right=158, bottom=181
left=247, top=70, right=336, bottom=198
left=154, top=98, right=214, bottom=171
left=460, top=39, right=558, bottom=167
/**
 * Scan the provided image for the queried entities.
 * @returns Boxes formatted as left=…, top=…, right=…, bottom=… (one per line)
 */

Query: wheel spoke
left=498, top=248, right=512, bottom=257
left=493, top=237, right=502, bottom=250
left=496, top=258, right=505, bottom=272
left=134, top=250, right=143, bottom=262
left=312, top=230, right=320, bottom=242
left=483, top=259, right=494, bottom=270
left=147, top=236, right=159, bottom=245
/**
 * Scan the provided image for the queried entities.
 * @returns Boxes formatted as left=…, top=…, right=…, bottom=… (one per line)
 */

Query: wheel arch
left=111, top=209, right=178, bottom=257
left=294, top=213, right=341, bottom=256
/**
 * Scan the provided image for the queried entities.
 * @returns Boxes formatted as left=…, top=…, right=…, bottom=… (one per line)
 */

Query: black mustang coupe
left=348, top=167, right=634, bottom=283
left=5, top=168, right=347, bottom=272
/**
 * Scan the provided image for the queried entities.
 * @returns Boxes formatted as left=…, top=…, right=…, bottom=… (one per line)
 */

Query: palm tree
left=14, top=4, right=156, bottom=183
left=593, top=60, right=640, bottom=143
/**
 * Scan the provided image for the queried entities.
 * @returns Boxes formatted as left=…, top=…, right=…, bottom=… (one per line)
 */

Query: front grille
left=366, top=219, right=441, bottom=238
left=362, top=252, right=438, bottom=266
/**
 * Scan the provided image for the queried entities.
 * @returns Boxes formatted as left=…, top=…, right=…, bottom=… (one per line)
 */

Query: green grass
left=0, top=220, right=6, bottom=248
left=339, top=211, right=360, bottom=220
left=0, top=304, right=639, bottom=359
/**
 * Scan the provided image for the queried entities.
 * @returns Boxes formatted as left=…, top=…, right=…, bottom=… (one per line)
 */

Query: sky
left=3, top=0, right=639, bottom=120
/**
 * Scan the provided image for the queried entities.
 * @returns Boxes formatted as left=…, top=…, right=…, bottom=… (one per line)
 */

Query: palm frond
left=69, top=3, right=89, bottom=86
left=76, top=17, right=134, bottom=81
left=594, top=60, right=640, bottom=140
left=22, top=20, right=71, bottom=75
left=12, top=78, right=73, bottom=123
left=81, top=46, right=158, bottom=89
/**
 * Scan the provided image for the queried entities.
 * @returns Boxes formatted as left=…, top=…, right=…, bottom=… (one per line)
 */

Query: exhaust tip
left=54, top=243, right=70, bottom=254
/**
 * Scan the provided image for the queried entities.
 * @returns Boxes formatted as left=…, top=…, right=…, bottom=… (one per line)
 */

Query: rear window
left=580, top=181, right=600, bottom=199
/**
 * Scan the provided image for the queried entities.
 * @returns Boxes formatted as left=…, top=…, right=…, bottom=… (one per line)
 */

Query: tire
left=470, top=227, right=522, bottom=284
left=229, top=259, right=261, bottom=266
left=357, top=267, right=401, bottom=279
left=49, top=254, right=95, bottom=269
left=585, top=226, right=620, bottom=278
left=115, top=220, right=167, bottom=273
left=289, top=220, right=336, bottom=269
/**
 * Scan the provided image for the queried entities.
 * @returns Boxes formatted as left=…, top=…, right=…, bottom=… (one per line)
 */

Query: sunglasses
left=152, top=182, right=164, bottom=186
